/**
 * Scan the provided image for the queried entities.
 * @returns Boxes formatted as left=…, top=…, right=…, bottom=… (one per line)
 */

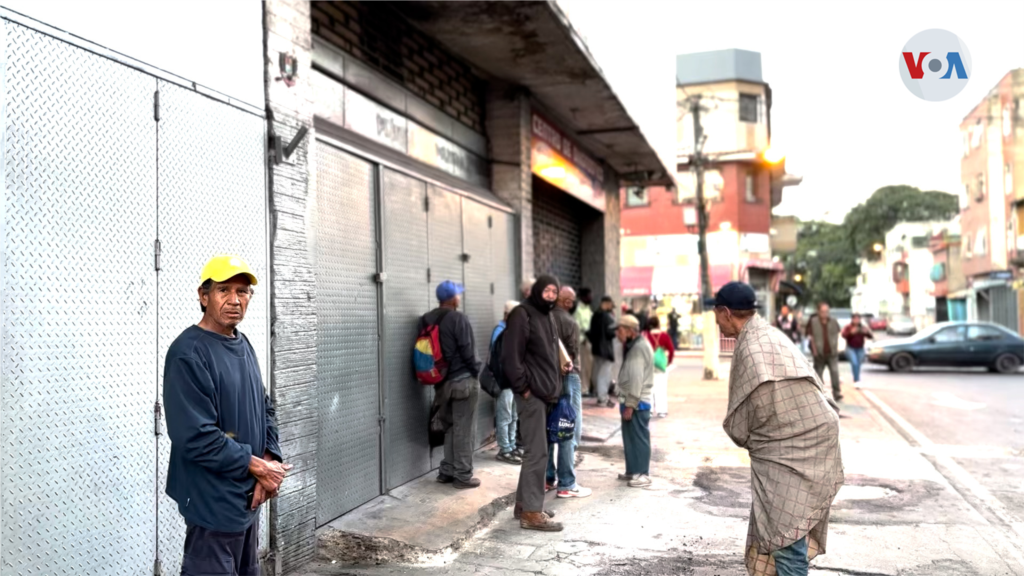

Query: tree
left=792, top=222, right=861, bottom=308
left=843, top=185, right=958, bottom=259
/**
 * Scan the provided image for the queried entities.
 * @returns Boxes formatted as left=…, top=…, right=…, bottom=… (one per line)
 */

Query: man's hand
left=249, top=456, right=292, bottom=493
left=622, top=406, right=633, bottom=421
left=252, top=482, right=267, bottom=510
left=561, top=361, right=573, bottom=375
left=522, top=390, right=532, bottom=400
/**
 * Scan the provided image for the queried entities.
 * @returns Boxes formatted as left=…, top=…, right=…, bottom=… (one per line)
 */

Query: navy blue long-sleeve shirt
left=163, top=325, right=281, bottom=532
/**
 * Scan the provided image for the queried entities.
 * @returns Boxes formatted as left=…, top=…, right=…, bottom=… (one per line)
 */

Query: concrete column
left=264, top=0, right=317, bottom=573
left=486, top=83, right=533, bottom=283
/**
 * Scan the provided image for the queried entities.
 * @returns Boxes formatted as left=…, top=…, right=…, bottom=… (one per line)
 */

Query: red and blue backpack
left=414, top=309, right=452, bottom=385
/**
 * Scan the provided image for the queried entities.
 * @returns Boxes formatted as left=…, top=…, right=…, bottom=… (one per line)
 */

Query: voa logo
left=899, top=29, right=972, bottom=102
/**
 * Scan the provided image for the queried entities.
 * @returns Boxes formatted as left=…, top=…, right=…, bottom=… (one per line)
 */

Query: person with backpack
left=491, top=300, right=522, bottom=465
left=643, top=315, right=675, bottom=418
left=503, top=275, right=564, bottom=531
left=422, top=280, right=482, bottom=489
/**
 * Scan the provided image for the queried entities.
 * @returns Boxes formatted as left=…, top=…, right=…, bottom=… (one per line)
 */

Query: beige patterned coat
left=723, top=314, right=844, bottom=575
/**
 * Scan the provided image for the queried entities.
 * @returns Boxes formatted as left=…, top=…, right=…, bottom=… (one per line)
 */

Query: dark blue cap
left=436, top=280, right=464, bottom=302
left=704, top=281, right=758, bottom=310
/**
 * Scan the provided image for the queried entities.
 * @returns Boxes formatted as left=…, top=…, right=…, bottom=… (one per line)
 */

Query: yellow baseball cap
left=200, top=255, right=258, bottom=286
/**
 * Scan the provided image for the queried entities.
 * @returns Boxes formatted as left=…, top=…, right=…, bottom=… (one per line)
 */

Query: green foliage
left=843, top=185, right=958, bottom=259
left=790, top=185, right=958, bottom=308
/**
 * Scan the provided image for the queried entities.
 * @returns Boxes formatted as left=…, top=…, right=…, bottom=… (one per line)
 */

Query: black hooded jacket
left=502, top=275, right=562, bottom=402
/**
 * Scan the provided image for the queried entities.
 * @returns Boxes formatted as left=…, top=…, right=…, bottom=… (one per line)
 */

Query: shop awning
left=621, top=266, right=655, bottom=296
left=388, top=1, right=674, bottom=187
left=699, top=264, right=735, bottom=295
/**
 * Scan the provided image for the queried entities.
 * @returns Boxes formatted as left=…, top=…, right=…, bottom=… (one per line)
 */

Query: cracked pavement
left=298, top=359, right=1024, bottom=576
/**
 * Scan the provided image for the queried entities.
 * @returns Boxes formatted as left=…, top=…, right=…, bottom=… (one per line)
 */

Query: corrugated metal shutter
left=156, top=80, right=270, bottom=574
left=381, top=168, right=433, bottom=489
left=533, top=180, right=583, bottom=289
left=314, top=144, right=382, bottom=524
left=990, top=285, right=1019, bottom=333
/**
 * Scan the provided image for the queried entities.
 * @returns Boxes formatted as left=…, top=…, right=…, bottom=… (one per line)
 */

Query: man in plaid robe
left=708, top=282, right=844, bottom=576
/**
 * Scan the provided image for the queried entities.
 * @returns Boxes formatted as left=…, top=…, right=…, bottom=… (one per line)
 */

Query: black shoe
left=497, top=451, right=522, bottom=465
left=512, top=448, right=524, bottom=459
left=437, top=474, right=455, bottom=484
left=453, top=477, right=481, bottom=490
left=605, top=399, right=616, bottom=408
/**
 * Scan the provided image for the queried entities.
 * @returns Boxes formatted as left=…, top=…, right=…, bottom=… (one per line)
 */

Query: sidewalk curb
left=317, top=490, right=517, bottom=565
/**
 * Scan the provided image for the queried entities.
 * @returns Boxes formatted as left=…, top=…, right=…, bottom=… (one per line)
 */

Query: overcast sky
left=558, top=0, right=1024, bottom=223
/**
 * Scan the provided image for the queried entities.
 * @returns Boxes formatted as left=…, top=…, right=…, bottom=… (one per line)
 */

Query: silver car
left=886, top=314, right=917, bottom=336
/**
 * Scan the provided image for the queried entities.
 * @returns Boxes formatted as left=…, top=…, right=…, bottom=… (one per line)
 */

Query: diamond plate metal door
left=155, top=81, right=269, bottom=573
left=427, top=186, right=464, bottom=468
left=381, top=168, right=432, bottom=490
left=1, top=22, right=157, bottom=575
left=462, top=200, right=495, bottom=447
left=492, top=211, right=518, bottom=321
left=314, top=143, right=382, bottom=524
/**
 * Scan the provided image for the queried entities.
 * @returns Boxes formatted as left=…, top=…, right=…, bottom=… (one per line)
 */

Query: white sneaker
left=557, top=485, right=593, bottom=498
left=628, top=474, right=652, bottom=487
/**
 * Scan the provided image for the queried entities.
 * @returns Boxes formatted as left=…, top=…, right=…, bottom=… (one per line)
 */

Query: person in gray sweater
left=614, top=314, right=655, bottom=488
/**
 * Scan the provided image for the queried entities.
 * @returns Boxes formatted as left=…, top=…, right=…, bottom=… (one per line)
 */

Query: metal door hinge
left=153, top=91, right=160, bottom=122
left=460, top=253, right=470, bottom=263
left=374, top=272, right=387, bottom=283
left=378, top=415, right=386, bottom=423
left=154, top=239, right=162, bottom=271
left=153, top=558, right=165, bottom=576
left=154, top=401, right=164, bottom=436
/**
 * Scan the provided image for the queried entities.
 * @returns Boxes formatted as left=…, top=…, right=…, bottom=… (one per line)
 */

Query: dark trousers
left=440, top=376, right=479, bottom=482
left=181, top=517, right=259, bottom=576
left=621, top=409, right=651, bottom=476
left=514, top=392, right=549, bottom=512
left=813, top=354, right=841, bottom=397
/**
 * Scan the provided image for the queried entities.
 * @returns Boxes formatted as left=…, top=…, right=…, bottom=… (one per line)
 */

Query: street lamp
left=763, top=147, right=785, bottom=164
left=794, top=274, right=804, bottom=283
left=873, top=243, right=884, bottom=253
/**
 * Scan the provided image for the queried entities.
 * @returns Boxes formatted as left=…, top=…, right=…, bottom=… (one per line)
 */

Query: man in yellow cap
left=163, top=255, right=290, bottom=576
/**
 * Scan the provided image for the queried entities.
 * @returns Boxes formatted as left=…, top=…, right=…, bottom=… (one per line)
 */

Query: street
left=298, top=358, right=1024, bottom=576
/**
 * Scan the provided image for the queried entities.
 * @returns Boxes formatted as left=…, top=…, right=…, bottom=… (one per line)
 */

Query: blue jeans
left=546, top=374, right=581, bottom=489
left=495, top=389, right=518, bottom=453
left=771, top=536, right=809, bottom=576
left=847, top=347, right=865, bottom=383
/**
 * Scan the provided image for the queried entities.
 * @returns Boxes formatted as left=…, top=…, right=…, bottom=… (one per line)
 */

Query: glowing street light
left=793, top=273, right=803, bottom=283
left=763, top=147, right=785, bottom=164
left=873, top=243, right=884, bottom=253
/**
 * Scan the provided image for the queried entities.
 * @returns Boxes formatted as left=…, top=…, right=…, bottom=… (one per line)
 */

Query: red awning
left=621, top=266, right=654, bottom=296
left=697, top=264, right=734, bottom=294
left=741, top=259, right=785, bottom=291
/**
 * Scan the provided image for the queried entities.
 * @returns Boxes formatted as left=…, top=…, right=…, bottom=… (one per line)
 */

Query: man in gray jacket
left=615, top=314, right=654, bottom=488
left=807, top=302, right=842, bottom=402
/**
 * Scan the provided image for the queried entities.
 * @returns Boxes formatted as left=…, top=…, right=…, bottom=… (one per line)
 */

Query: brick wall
left=311, top=1, right=485, bottom=132
left=265, top=0, right=318, bottom=573
left=486, top=83, right=533, bottom=282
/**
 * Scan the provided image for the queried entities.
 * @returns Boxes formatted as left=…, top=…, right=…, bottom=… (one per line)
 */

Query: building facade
left=0, top=2, right=671, bottom=575
left=958, top=69, right=1023, bottom=332
left=620, top=49, right=797, bottom=343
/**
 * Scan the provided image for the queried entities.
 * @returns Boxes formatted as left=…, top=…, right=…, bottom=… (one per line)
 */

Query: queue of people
left=160, top=254, right=839, bottom=575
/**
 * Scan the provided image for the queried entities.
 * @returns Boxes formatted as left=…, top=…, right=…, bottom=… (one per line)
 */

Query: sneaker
left=605, top=399, right=616, bottom=408
left=436, top=474, right=454, bottom=484
left=557, top=486, right=593, bottom=499
left=617, top=473, right=634, bottom=481
left=628, top=474, right=652, bottom=487
left=496, top=451, right=522, bottom=465
left=545, top=481, right=556, bottom=492
left=656, top=413, right=668, bottom=419
left=453, top=477, right=481, bottom=490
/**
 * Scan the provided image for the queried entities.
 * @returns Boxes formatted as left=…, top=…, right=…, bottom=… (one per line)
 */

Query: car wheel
left=994, top=353, right=1022, bottom=374
left=890, top=353, right=914, bottom=373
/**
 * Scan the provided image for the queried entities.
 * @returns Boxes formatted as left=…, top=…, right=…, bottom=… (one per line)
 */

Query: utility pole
left=689, top=95, right=720, bottom=380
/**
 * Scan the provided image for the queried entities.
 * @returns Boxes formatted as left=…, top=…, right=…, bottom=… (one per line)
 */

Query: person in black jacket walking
left=589, top=296, right=617, bottom=407
left=425, top=280, right=482, bottom=489
left=503, top=275, right=563, bottom=531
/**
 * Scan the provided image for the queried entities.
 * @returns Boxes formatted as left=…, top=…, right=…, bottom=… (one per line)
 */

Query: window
left=1007, top=163, right=1014, bottom=197
left=911, top=236, right=928, bottom=249
left=971, top=120, right=983, bottom=148
left=739, top=94, right=759, bottom=123
left=975, top=173, right=985, bottom=202
left=968, top=325, right=1005, bottom=342
left=961, top=184, right=970, bottom=210
left=975, top=228, right=987, bottom=256
left=962, top=233, right=972, bottom=258
left=625, top=186, right=649, bottom=207
left=932, top=326, right=965, bottom=343
left=745, top=171, right=757, bottom=203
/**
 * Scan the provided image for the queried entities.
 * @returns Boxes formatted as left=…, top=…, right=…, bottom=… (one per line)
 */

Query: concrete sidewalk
left=303, top=359, right=1024, bottom=575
